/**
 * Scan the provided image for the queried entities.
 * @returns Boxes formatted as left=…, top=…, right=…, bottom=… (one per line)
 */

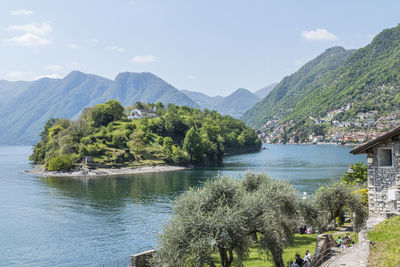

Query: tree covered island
left=30, top=100, right=261, bottom=172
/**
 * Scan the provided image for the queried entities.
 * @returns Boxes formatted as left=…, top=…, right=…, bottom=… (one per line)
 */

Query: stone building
left=350, top=126, right=400, bottom=218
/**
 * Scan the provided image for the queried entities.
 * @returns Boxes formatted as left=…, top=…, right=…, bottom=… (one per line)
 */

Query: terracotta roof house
left=350, top=125, right=400, bottom=219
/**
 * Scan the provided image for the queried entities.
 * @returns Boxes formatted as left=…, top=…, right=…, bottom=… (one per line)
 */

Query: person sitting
left=295, top=253, right=304, bottom=266
left=336, top=236, right=343, bottom=247
left=341, top=239, right=347, bottom=249
left=345, top=233, right=354, bottom=244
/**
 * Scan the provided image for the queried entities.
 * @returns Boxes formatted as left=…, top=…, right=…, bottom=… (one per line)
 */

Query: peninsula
left=29, top=100, right=261, bottom=176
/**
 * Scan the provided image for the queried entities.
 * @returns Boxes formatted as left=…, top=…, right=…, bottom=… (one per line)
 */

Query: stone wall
left=367, top=139, right=400, bottom=218
left=130, top=250, right=155, bottom=267
left=311, top=234, right=336, bottom=267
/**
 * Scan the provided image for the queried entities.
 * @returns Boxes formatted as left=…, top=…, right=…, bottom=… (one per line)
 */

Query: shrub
left=47, top=154, right=74, bottom=171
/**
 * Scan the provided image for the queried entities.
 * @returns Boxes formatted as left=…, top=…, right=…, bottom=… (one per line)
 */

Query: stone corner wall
left=367, top=140, right=400, bottom=218
left=130, top=249, right=156, bottom=267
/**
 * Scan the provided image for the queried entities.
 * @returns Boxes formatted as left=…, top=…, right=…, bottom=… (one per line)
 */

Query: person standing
left=303, top=250, right=311, bottom=267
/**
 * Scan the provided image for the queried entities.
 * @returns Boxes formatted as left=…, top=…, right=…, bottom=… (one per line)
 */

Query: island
left=29, top=100, right=261, bottom=176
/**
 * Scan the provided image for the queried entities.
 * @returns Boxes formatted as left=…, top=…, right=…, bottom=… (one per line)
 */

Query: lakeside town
left=258, top=104, right=400, bottom=144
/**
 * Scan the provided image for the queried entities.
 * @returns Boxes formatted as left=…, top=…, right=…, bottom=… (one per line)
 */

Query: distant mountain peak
left=63, top=70, right=88, bottom=81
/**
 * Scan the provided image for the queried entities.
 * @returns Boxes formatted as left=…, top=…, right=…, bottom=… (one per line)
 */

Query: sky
left=1, top=0, right=400, bottom=96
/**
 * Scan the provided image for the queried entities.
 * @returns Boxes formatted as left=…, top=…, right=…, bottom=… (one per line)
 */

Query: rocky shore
left=26, top=165, right=187, bottom=177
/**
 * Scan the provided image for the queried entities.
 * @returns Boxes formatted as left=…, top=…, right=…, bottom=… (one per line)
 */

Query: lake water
left=0, top=144, right=364, bottom=266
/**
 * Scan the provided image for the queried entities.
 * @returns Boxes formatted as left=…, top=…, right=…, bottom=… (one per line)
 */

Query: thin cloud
left=187, top=75, right=196, bottom=80
left=7, top=22, right=52, bottom=35
left=5, top=22, right=51, bottom=46
left=108, top=45, right=125, bottom=52
left=10, top=8, right=34, bottom=16
left=91, top=38, right=99, bottom=43
left=5, top=33, right=50, bottom=46
left=302, top=29, right=338, bottom=41
left=46, top=65, right=64, bottom=72
left=36, top=74, right=62, bottom=79
left=132, top=55, right=159, bottom=63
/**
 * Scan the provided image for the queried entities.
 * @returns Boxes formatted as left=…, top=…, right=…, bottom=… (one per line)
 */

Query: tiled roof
left=350, top=125, right=400, bottom=154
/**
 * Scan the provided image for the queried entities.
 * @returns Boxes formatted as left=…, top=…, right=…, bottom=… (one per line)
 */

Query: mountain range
left=0, top=71, right=273, bottom=145
left=242, top=23, right=400, bottom=139
left=181, top=86, right=274, bottom=118
left=0, top=71, right=200, bottom=144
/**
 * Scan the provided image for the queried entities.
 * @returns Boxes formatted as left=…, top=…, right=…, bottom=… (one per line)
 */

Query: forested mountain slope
left=242, top=46, right=355, bottom=128
left=0, top=71, right=198, bottom=144
left=243, top=24, right=400, bottom=141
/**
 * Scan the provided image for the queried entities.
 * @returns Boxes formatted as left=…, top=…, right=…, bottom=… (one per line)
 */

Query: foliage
left=30, top=101, right=261, bottom=170
left=152, top=177, right=251, bottom=267
left=47, top=154, right=74, bottom=171
left=242, top=24, right=400, bottom=138
left=341, top=162, right=367, bottom=186
left=152, top=173, right=300, bottom=267
left=183, top=127, right=204, bottom=162
left=314, top=183, right=367, bottom=231
left=368, top=216, right=400, bottom=267
left=241, top=173, right=298, bottom=267
left=84, top=100, right=124, bottom=128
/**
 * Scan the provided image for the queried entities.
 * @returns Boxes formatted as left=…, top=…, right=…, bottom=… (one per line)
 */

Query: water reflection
left=41, top=169, right=212, bottom=206
left=0, top=144, right=365, bottom=266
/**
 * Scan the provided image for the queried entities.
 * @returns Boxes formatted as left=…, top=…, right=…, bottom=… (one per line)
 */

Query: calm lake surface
left=0, top=144, right=364, bottom=266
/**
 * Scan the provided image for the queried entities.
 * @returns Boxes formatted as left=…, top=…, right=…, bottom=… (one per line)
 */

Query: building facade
left=350, top=126, right=400, bottom=218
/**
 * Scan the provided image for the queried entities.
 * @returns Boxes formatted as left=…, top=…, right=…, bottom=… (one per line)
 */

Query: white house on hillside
left=128, top=107, right=158, bottom=119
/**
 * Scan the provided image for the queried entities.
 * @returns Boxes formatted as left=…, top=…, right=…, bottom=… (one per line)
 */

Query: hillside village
left=258, top=104, right=400, bottom=144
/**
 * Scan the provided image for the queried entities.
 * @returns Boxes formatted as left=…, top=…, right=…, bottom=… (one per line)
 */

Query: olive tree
left=315, top=183, right=367, bottom=231
left=151, top=177, right=251, bottom=267
left=241, top=172, right=298, bottom=267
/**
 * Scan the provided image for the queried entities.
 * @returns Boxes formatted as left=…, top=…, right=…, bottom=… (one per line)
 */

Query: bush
left=47, top=154, right=74, bottom=171
left=171, top=146, right=189, bottom=165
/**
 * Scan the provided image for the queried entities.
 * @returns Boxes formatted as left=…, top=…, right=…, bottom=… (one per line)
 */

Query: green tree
left=105, top=99, right=124, bottom=121
left=47, top=154, right=74, bottom=171
left=315, top=183, right=367, bottom=230
left=162, top=136, right=174, bottom=155
left=151, top=177, right=251, bottom=267
left=86, top=100, right=124, bottom=127
left=183, top=127, right=204, bottom=163
left=128, top=129, right=146, bottom=159
left=341, top=162, right=367, bottom=185
left=241, top=173, right=298, bottom=267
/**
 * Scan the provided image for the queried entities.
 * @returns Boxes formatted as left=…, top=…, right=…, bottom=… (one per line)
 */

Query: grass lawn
left=368, top=216, right=400, bottom=267
left=213, top=234, right=317, bottom=266
left=211, top=227, right=360, bottom=267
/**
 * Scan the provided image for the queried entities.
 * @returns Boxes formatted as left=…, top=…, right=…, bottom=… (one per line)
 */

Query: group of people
left=288, top=250, right=312, bottom=267
left=336, top=233, right=354, bottom=248
left=298, top=225, right=312, bottom=235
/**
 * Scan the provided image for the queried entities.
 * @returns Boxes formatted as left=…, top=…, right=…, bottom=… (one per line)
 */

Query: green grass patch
left=368, top=216, right=400, bottom=267
left=212, top=234, right=317, bottom=266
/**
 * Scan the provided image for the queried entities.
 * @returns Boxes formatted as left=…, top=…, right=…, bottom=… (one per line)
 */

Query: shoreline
left=26, top=165, right=188, bottom=178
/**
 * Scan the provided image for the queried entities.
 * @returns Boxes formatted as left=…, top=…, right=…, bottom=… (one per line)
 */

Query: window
left=379, top=148, right=393, bottom=167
